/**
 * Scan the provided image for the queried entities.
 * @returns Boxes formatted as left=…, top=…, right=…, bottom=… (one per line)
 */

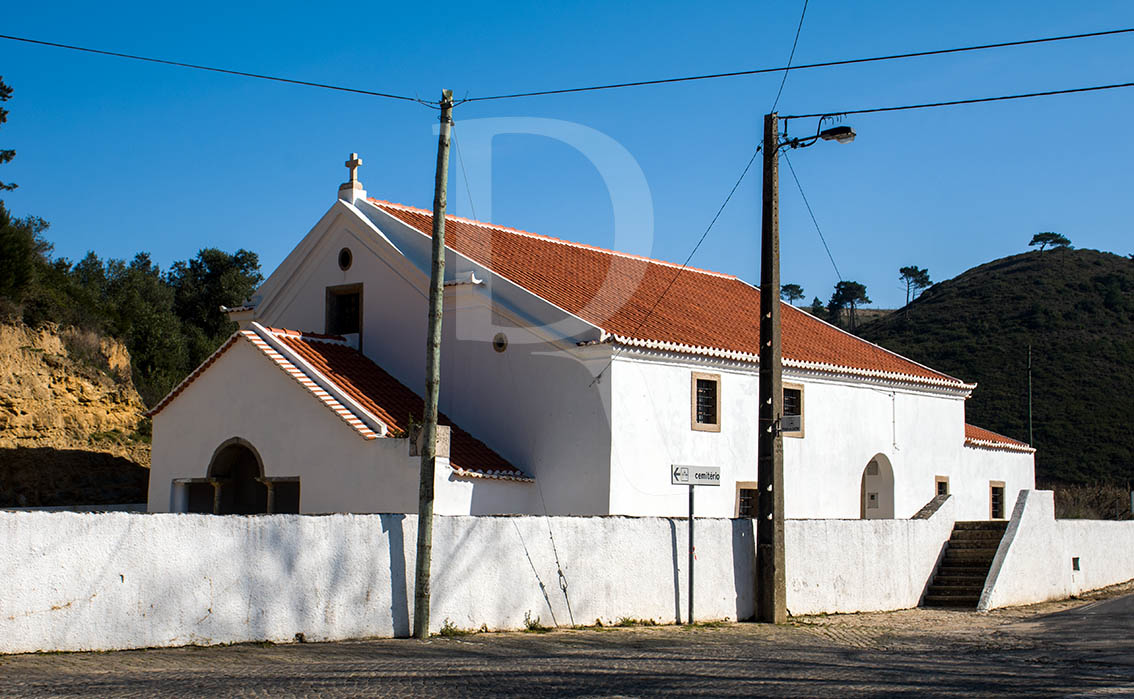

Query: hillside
left=0, top=321, right=149, bottom=506
left=858, top=249, right=1133, bottom=485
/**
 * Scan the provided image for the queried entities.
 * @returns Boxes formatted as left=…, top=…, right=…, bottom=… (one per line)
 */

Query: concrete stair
left=922, top=521, right=1007, bottom=608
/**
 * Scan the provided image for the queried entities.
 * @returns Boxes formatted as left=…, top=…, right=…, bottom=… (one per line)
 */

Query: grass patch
left=437, top=618, right=473, bottom=637
left=615, top=617, right=658, bottom=627
left=523, top=611, right=551, bottom=633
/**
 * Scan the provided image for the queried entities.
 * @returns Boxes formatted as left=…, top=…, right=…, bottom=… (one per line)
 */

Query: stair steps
left=922, top=520, right=1007, bottom=608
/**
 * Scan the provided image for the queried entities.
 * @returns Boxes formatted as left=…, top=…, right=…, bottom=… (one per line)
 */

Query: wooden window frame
left=782, top=382, right=805, bottom=438
left=325, top=283, right=363, bottom=339
left=690, top=372, right=721, bottom=432
left=735, top=481, right=758, bottom=518
left=989, top=480, right=1006, bottom=520
left=935, top=475, right=950, bottom=497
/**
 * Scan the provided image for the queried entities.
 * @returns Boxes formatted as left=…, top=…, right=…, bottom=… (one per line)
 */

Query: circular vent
left=338, top=247, right=353, bottom=271
left=492, top=333, right=508, bottom=353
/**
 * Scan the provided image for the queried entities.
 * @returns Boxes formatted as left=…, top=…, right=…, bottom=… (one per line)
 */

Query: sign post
left=671, top=464, right=721, bottom=624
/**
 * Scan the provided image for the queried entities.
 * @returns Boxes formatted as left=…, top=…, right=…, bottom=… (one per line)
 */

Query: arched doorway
left=860, top=454, right=895, bottom=519
left=208, top=439, right=268, bottom=515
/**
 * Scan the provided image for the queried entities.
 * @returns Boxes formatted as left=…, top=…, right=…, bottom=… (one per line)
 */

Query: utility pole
left=756, top=112, right=786, bottom=624
left=413, top=89, right=454, bottom=640
left=1027, top=345, right=1034, bottom=448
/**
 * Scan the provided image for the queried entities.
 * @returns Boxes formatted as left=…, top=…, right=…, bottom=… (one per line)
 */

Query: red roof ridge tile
left=367, top=197, right=972, bottom=391
left=369, top=198, right=737, bottom=280
left=262, top=327, right=347, bottom=343
left=964, top=423, right=1035, bottom=453
left=778, top=301, right=969, bottom=386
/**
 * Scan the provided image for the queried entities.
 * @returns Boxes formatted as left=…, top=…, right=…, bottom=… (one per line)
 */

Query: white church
left=147, top=156, right=1035, bottom=521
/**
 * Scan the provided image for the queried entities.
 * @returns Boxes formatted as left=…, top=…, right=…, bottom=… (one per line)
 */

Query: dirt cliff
left=0, top=322, right=150, bottom=506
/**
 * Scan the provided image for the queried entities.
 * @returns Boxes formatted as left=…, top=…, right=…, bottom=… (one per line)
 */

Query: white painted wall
left=979, top=490, right=1134, bottom=610
left=787, top=496, right=956, bottom=614
left=0, top=512, right=752, bottom=654
left=609, top=351, right=1032, bottom=520
left=7, top=499, right=1126, bottom=654
left=250, top=202, right=614, bottom=515
left=148, top=339, right=528, bottom=515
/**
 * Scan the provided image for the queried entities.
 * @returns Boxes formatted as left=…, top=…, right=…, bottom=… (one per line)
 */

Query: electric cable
left=0, top=33, right=422, bottom=104
left=462, top=27, right=1134, bottom=102
left=782, top=150, right=841, bottom=280
left=782, top=79, right=1134, bottom=119
left=771, top=0, right=809, bottom=113
left=589, top=144, right=762, bottom=386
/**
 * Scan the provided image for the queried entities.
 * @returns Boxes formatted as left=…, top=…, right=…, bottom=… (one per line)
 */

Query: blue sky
left=2, top=1, right=1132, bottom=308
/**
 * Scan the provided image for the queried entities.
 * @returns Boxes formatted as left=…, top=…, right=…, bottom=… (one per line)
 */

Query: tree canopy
left=898, top=265, right=932, bottom=306
left=828, top=280, right=871, bottom=330
left=1029, top=232, right=1071, bottom=251
left=780, top=283, right=804, bottom=305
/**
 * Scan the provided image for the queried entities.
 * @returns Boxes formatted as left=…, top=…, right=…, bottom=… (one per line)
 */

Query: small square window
left=935, top=476, right=950, bottom=497
left=782, top=383, right=804, bottom=437
left=691, top=372, right=721, bottom=432
left=736, top=485, right=758, bottom=518
left=326, top=284, right=362, bottom=336
left=990, top=481, right=1006, bottom=519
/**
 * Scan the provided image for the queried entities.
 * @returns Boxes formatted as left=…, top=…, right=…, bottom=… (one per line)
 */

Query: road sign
left=671, top=464, right=721, bottom=487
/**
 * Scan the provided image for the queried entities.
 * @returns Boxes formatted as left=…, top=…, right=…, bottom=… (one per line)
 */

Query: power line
left=590, top=144, right=762, bottom=385
left=770, top=0, right=809, bottom=113
left=451, top=122, right=478, bottom=221
left=782, top=150, right=841, bottom=281
left=463, top=27, right=1134, bottom=102
left=783, top=79, right=1134, bottom=119
left=0, top=33, right=422, bottom=104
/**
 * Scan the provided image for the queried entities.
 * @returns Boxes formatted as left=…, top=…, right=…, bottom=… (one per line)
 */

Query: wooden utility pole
left=413, top=89, right=454, bottom=640
left=756, top=112, right=786, bottom=624
left=1027, top=345, right=1034, bottom=448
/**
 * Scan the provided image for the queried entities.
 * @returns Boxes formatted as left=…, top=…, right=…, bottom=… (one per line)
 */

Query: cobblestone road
left=2, top=593, right=1132, bottom=697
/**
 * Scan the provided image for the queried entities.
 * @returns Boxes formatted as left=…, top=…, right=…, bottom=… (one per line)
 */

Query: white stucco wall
left=609, top=351, right=1032, bottom=520
left=251, top=202, right=614, bottom=515
left=149, top=339, right=529, bottom=515
left=786, top=496, right=956, bottom=614
left=0, top=512, right=753, bottom=654
left=979, top=489, right=1134, bottom=610
left=7, top=498, right=1123, bottom=654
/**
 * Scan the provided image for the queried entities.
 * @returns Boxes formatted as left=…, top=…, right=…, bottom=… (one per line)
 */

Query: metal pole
left=756, top=112, right=787, bottom=624
left=688, top=484, right=694, bottom=624
left=413, top=89, right=453, bottom=640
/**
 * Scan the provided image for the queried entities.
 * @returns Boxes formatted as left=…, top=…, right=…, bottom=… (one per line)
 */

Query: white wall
left=0, top=504, right=983, bottom=654
left=609, top=351, right=1027, bottom=520
left=787, top=496, right=956, bottom=614
left=252, top=203, right=615, bottom=516
left=979, top=490, right=1134, bottom=610
left=0, top=512, right=752, bottom=654
left=149, top=339, right=529, bottom=515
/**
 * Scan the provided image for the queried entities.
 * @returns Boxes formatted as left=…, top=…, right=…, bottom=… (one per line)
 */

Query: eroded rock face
left=0, top=322, right=150, bottom=465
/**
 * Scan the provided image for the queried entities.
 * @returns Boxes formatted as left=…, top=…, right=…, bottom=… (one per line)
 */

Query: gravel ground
left=2, top=581, right=1131, bottom=698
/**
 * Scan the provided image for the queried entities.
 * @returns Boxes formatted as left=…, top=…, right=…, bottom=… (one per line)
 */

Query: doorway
left=860, top=454, right=895, bottom=519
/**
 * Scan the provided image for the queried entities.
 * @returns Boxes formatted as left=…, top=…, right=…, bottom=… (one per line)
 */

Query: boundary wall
left=979, top=490, right=1134, bottom=610
left=2, top=495, right=1125, bottom=654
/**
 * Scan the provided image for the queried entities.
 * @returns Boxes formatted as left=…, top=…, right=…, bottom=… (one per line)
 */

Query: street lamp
left=755, top=112, right=854, bottom=625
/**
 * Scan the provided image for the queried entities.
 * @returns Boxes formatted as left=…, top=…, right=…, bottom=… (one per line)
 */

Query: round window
left=338, top=247, right=353, bottom=271
left=492, top=332, right=508, bottom=353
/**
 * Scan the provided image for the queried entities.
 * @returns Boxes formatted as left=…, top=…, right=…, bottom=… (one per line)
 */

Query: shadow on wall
left=731, top=518, right=756, bottom=621
left=383, top=514, right=410, bottom=638
left=0, top=447, right=148, bottom=507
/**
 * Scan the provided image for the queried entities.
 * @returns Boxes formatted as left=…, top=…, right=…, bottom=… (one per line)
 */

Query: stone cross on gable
left=345, top=153, right=362, bottom=184
left=339, top=153, right=366, bottom=201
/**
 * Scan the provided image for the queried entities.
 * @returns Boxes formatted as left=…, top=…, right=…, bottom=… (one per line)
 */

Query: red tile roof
left=148, top=325, right=526, bottom=480
left=371, top=199, right=968, bottom=388
left=964, top=424, right=1034, bottom=453
left=272, top=330, right=524, bottom=479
